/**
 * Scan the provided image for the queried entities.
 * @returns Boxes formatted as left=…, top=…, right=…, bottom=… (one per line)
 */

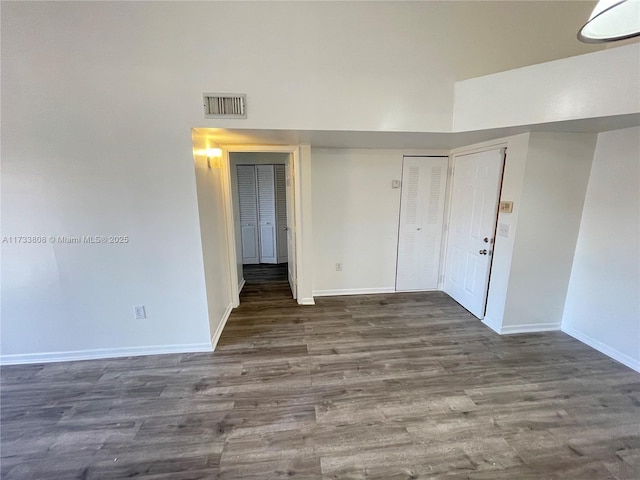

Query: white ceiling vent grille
left=203, top=93, right=246, bottom=119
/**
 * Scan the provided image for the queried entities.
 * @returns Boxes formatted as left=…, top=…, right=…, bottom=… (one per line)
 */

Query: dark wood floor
left=243, top=263, right=289, bottom=285
left=2, top=282, right=639, bottom=479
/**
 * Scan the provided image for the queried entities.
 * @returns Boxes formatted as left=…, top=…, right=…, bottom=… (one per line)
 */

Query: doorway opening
left=230, top=153, right=291, bottom=298
left=221, top=144, right=315, bottom=308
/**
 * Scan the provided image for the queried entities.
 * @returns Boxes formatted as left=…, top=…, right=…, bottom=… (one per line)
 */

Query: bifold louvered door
left=274, top=165, right=288, bottom=263
left=237, top=165, right=260, bottom=264
left=396, top=156, right=448, bottom=291
left=256, top=165, right=277, bottom=264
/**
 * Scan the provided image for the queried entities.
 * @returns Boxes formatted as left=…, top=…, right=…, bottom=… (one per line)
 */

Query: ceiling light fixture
left=578, top=0, right=640, bottom=43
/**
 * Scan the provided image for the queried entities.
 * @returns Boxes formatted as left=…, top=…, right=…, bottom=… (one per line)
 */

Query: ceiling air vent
left=203, top=93, right=246, bottom=119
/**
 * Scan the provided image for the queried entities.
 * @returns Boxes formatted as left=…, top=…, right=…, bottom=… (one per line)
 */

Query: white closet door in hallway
left=396, top=156, right=448, bottom=291
left=237, top=164, right=288, bottom=265
left=256, top=165, right=277, bottom=264
left=274, top=164, right=288, bottom=264
left=444, top=148, right=504, bottom=319
left=237, top=165, right=259, bottom=264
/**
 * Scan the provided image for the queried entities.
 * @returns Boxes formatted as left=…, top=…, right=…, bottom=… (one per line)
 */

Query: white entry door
left=237, top=165, right=259, bottom=264
left=274, top=164, right=288, bottom=264
left=256, top=165, right=277, bottom=264
left=444, top=148, right=505, bottom=318
left=285, top=162, right=297, bottom=299
left=396, top=156, right=448, bottom=291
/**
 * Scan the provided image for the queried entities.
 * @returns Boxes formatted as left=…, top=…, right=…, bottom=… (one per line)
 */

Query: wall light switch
left=392, top=180, right=401, bottom=189
left=498, top=223, right=510, bottom=238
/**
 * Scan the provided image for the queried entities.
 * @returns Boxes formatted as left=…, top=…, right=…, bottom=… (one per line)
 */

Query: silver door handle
left=479, top=249, right=487, bottom=255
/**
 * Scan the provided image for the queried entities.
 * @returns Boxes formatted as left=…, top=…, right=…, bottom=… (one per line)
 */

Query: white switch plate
left=498, top=223, right=510, bottom=238
left=134, top=305, right=146, bottom=319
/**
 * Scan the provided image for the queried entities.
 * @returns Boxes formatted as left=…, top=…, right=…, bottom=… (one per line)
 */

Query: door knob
left=483, top=237, right=489, bottom=243
left=479, top=249, right=487, bottom=255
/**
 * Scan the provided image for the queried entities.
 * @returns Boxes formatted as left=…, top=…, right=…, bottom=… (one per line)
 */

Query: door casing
left=221, top=145, right=308, bottom=307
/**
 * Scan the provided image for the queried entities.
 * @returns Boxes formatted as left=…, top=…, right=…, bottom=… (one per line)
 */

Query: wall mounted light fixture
left=578, top=0, right=640, bottom=43
left=196, top=147, right=223, bottom=168
left=205, top=148, right=222, bottom=158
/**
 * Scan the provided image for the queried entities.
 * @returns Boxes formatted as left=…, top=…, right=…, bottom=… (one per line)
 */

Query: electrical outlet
left=335, top=263, right=343, bottom=271
left=134, top=305, right=146, bottom=319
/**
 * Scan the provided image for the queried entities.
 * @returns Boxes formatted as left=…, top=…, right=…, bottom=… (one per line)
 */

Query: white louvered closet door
left=396, top=156, right=448, bottom=291
left=237, top=165, right=259, bottom=264
left=256, top=165, right=277, bottom=264
left=274, top=165, right=288, bottom=264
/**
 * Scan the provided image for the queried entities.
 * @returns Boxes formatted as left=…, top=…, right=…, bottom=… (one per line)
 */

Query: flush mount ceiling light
left=578, top=0, right=640, bottom=43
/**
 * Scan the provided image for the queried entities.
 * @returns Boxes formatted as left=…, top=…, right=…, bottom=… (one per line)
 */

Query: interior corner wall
left=193, top=153, right=233, bottom=346
left=561, top=127, right=640, bottom=372
left=501, top=132, right=596, bottom=333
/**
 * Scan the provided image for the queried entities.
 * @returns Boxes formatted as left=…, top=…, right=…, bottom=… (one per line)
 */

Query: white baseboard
left=481, top=317, right=561, bottom=335
left=562, top=325, right=640, bottom=373
left=500, top=322, right=561, bottom=334
left=299, top=297, right=316, bottom=305
left=238, top=278, right=246, bottom=293
left=482, top=316, right=502, bottom=334
left=0, top=342, right=213, bottom=366
left=211, top=303, right=234, bottom=351
left=313, top=287, right=396, bottom=297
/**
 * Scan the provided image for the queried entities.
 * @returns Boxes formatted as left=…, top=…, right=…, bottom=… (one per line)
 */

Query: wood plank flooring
left=2, top=280, right=639, bottom=479
left=242, top=263, right=288, bottom=285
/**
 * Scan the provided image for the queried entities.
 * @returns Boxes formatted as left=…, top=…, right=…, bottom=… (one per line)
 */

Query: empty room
left=1, top=1, right=639, bottom=479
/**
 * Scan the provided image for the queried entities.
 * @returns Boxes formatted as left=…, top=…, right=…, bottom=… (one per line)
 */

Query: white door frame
left=441, top=141, right=509, bottom=290
left=221, top=144, right=310, bottom=307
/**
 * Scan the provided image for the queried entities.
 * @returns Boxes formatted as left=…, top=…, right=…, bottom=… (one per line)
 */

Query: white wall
left=502, top=133, right=596, bottom=332
left=192, top=150, right=233, bottom=348
left=0, top=1, right=458, bottom=133
left=311, top=149, right=447, bottom=295
left=1, top=122, right=213, bottom=363
left=453, top=44, right=640, bottom=132
left=312, top=149, right=402, bottom=294
left=562, top=127, right=640, bottom=372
